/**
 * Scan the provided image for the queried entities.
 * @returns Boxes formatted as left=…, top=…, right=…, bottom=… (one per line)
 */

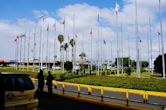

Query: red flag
left=14, top=36, right=19, bottom=43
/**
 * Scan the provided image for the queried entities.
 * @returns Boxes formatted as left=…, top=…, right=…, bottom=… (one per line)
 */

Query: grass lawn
left=66, top=76, right=166, bottom=92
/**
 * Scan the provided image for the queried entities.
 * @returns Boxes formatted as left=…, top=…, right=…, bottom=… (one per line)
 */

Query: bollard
left=78, top=85, right=80, bottom=97
left=101, top=88, right=104, bottom=102
left=62, top=83, right=65, bottom=94
left=126, top=91, right=129, bottom=106
left=88, top=86, right=92, bottom=95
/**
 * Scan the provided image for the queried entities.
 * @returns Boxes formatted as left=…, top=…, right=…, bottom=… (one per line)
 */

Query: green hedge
left=66, top=76, right=166, bottom=92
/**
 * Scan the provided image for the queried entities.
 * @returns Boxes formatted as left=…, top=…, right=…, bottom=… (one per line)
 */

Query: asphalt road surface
left=38, top=92, right=120, bottom=110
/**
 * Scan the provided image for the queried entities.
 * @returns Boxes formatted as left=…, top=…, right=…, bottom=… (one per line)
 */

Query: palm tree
left=58, top=34, right=64, bottom=72
left=64, top=43, right=69, bottom=61
left=70, top=38, right=75, bottom=73
left=79, top=52, right=86, bottom=61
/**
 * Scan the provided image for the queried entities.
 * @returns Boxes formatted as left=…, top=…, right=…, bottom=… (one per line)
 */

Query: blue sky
left=0, top=0, right=123, bottom=21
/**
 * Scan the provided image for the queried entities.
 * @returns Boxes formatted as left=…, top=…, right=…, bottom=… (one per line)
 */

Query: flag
left=115, top=2, right=120, bottom=14
left=75, top=34, right=78, bottom=38
left=61, top=19, right=65, bottom=25
left=103, top=40, right=106, bottom=44
left=46, top=24, right=49, bottom=32
left=139, top=40, right=142, bottom=43
left=53, top=23, right=56, bottom=31
left=158, top=32, right=161, bottom=36
left=90, top=29, right=92, bottom=36
left=14, top=36, right=19, bottom=43
left=97, top=13, right=100, bottom=22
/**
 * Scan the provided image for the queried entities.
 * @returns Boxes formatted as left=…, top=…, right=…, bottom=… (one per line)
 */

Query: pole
left=90, top=29, right=92, bottom=75
left=97, top=14, right=100, bottom=76
left=149, top=16, right=153, bottom=75
left=128, top=36, right=130, bottom=67
left=116, top=11, right=119, bottom=76
left=121, top=24, right=124, bottom=74
left=27, top=31, right=30, bottom=71
left=147, top=31, right=150, bottom=69
left=23, top=35, right=26, bottom=71
left=15, top=36, right=19, bottom=70
left=135, top=0, right=140, bottom=78
left=159, top=0, right=165, bottom=78
left=33, top=30, right=36, bottom=72
left=20, top=36, right=22, bottom=70
left=39, top=27, right=42, bottom=69
left=158, top=33, right=161, bottom=55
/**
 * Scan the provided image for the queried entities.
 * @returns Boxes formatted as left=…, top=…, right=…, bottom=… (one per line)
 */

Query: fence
left=32, top=78, right=166, bottom=107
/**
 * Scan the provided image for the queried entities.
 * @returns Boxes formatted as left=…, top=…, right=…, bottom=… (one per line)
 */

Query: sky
left=0, top=0, right=166, bottom=66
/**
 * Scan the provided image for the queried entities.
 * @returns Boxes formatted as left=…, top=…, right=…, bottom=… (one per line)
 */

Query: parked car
left=0, top=72, right=38, bottom=110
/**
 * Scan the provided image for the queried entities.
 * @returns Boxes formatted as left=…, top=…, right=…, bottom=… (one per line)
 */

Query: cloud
left=0, top=1, right=166, bottom=67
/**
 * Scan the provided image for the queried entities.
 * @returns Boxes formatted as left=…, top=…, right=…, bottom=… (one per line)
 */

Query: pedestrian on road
left=37, top=69, right=45, bottom=92
left=46, top=71, right=54, bottom=95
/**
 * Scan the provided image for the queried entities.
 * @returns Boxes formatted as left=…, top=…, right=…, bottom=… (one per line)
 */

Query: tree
left=63, top=43, right=69, bottom=61
left=79, top=52, right=86, bottom=60
left=58, top=34, right=64, bottom=72
left=154, top=54, right=166, bottom=75
left=64, top=61, right=73, bottom=72
left=140, top=61, right=149, bottom=68
left=70, top=38, right=76, bottom=73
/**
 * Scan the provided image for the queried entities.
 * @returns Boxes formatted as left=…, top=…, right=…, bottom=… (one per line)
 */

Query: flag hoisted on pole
left=159, top=0, right=165, bottom=78
left=14, top=36, right=19, bottom=70
left=115, top=1, right=120, bottom=76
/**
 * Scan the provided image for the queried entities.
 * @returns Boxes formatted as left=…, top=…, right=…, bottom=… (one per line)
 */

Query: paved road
left=38, top=92, right=119, bottom=110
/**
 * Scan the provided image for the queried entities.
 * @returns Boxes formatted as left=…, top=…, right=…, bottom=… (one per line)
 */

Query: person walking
left=37, top=69, right=44, bottom=92
left=46, top=71, right=54, bottom=95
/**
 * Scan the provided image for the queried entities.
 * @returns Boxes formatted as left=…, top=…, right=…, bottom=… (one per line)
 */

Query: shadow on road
left=38, top=92, right=120, bottom=110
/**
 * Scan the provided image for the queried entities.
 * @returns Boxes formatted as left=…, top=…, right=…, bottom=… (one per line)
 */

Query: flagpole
left=20, top=36, right=23, bottom=70
left=33, top=30, right=36, bottom=72
left=39, top=27, right=42, bottom=69
left=135, top=0, right=140, bottom=78
left=23, top=34, right=26, bottom=71
left=100, top=28, right=103, bottom=72
left=90, top=29, right=93, bottom=75
left=147, top=30, right=150, bottom=69
left=159, top=0, right=165, bottom=78
left=97, top=14, right=100, bottom=76
left=27, top=31, right=30, bottom=71
left=121, top=24, right=124, bottom=74
left=128, top=35, right=130, bottom=67
left=158, top=32, right=161, bottom=55
left=116, top=7, right=119, bottom=76
left=15, top=36, right=18, bottom=70
left=149, top=16, right=153, bottom=75
left=46, top=25, right=49, bottom=70
left=111, top=40, right=113, bottom=66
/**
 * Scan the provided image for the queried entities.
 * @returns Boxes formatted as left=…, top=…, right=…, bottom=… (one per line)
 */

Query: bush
left=64, top=61, right=73, bottom=71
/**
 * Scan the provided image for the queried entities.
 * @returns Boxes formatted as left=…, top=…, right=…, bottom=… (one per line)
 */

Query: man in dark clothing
left=37, top=69, right=45, bottom=92
left=46, top=71, right=54, bottom=95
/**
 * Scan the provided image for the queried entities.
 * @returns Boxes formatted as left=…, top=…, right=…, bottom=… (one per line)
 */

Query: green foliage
left=140, top=61, right=149, bottom=68
left=64, top=61, right=73, bottom=71
left=79, top=52, right=86, bottom=60
left=66, top=76, right=166, bottom=92
left=154, top=54, right=166, bottom=75
left=58, top=34, right=64, bottom=44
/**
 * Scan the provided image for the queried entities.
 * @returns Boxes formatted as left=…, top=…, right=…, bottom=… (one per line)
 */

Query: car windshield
left=3, top=76, right=34, bottom=91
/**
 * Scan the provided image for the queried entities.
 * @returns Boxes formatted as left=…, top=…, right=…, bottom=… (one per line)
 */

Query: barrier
left=32, top=78, right=166, bottom=107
